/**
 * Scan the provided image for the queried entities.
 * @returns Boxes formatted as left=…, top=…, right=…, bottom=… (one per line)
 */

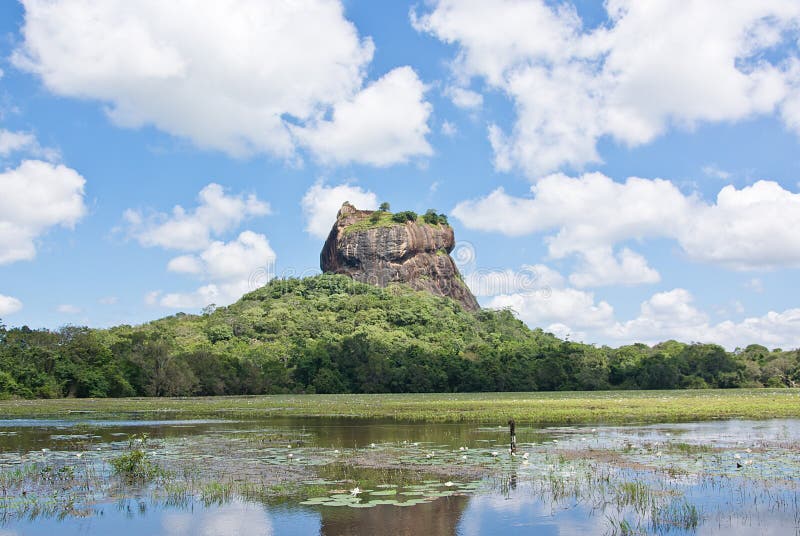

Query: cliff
left=320, top=202, right=480, bottom=311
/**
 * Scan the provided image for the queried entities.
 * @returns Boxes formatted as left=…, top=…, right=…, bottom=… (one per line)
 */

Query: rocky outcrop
left=320, top=202, right=480, bottom=311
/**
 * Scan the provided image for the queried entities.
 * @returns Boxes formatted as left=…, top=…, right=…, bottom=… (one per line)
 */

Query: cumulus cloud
left=445, top=86, right=483, bottom=110
left=464, top=263, right=562, bottom=297
left=14, top=0, right=432, bottom=166
left=159, top=231, right=276, bottom=308
left=453, top=173, right=800, bottom=286
left=609, top=289, right=800, bottom=349
left=0, top=159, right=86, bottom=265
left=301, top=181, right=378, bottom=239
left=414, top=0, right=800, bottom=176
left=167, top=231, right=275, bottom=282
left=124, top=183, right=269, bottom=251
left=440, top=120, right=458, bottom=137
left=0, top=129, right=59, bottom=161
left=293, top=67, right=432, bottom=166
left=568, top=247, right=660, bottom=288
left=0, top=294, right=23, bottom=316
left=489, top=287, right=615, bottom=335
left=0, top=130, right=36, bottom=156
left=484, top=267, right=800, bottom=349
left=126, top=184, right=277, bottom=309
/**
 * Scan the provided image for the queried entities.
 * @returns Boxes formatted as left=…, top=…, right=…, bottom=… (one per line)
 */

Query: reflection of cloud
left=161, top=512, right=192, bottom=535
left=161, top=501, right=275, bottom=536
left=458, top=488, right=610, bottom=536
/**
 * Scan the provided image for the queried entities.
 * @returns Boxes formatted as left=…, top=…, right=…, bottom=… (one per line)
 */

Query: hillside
left=0, top=275, right=798, bottom=398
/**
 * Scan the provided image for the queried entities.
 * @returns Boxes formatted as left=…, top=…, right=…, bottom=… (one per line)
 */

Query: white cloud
left=0, top=294, right=23, bottom=316
left=57, top=304, right=81, bottom=314
left=159, top=231, right=276, bottom=309
left=485, top=268, right=800, bottom=349
left=609, top=289, right=800, bottom=349
left=301, top=181, right=378, bottom=239
left=167, top=255, right=203, bottom=275
left=453, top=173, right=800, bottom=282
left=702, top=164, right=732, bottom=181
left=745, top=277, right=764, bottom=293
left=484, top=266, right=614, bottom=337
left=445, top=86, right=483, bottom=110
left=0, top=129, right=59, bottom=161
left=14, top=0, right=432, bottom=167
left=414, top=1, right=800, bottom=176
left=464, top=263, right=562, bottom=297
left=195, top=231, right=275, bottom=282
left=489, top=287, right=615, bottom=333
left=127, top=184, right=278, bottom=310
left=98, top=296, right=118, bottom=305
left=441, top=120, right=458, bottom=137
left=125, top=183, right=269, bottom=251
left=568, top=247, right=660, bottom=288
left=144, top=291, right=161, bottom=306
left=293, top=67, right=432, bottom=166
left=608, top=289, right=709, bottom=343
left=0, top=130, right=36, bottom=156
left=0, top=159, right=86, bottom=265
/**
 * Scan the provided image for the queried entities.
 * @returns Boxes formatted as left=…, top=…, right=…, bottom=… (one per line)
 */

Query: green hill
left=0, top=275, right=798, bottom=398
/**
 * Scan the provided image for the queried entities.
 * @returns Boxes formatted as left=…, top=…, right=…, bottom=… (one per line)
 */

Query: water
left=1, top=418, right=798, bottom=535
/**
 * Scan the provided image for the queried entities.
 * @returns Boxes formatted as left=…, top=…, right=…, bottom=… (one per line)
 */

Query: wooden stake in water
left=508, top=418, right=517, bottom=454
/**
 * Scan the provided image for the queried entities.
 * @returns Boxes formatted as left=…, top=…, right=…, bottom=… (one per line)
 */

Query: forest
left=1, top=274, right=798, bottom=398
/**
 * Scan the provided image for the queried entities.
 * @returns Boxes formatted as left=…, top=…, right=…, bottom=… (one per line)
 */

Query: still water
left=0, top=418, right=798, bottom=535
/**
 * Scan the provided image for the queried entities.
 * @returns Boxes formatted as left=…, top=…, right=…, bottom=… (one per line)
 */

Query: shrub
left=391, top=210, right=417, bottom=223
left=110, top=434, right=164, bottom=481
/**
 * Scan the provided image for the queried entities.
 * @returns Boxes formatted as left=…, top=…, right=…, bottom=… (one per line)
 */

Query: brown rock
left=320, top=202, right=480, bottom=311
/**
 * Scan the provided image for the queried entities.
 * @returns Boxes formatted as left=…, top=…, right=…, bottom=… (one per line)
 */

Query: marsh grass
left=666, top=443, right=713, bottom=455
left=650, top=500, right=700, bottom=531
left=1, top=389, right=796, bottom=424
left=616, top=481, right=653, bottom=512
left=109, top=434, right=165, bottom=482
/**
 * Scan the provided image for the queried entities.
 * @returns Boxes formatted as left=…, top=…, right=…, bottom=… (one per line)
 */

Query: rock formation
left=320, top=202, right=480, bottom=311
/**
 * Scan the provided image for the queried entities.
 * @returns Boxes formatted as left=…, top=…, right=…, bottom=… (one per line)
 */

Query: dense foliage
left=348, top=207, right=449, bottom=234
left=1, top=275, right=798, bottom=398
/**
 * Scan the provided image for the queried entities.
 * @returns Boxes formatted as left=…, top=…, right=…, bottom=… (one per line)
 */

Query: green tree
left=391, top=210, right=417, bottom=223
left=423, top=209, right=439, bottom=224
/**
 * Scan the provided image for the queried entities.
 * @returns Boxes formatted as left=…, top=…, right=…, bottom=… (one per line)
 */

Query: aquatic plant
left=109, top=434, right=163, bottom=482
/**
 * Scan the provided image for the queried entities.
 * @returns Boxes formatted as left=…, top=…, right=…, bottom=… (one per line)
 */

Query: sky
left=1, top=0, right=800, bottom=350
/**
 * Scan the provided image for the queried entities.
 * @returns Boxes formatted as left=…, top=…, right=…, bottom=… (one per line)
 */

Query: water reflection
left=1, top=418, right=799, bottom=535
left=320, top=496, right=468, bottom=536
left=5, top=487, right=795, bottom=536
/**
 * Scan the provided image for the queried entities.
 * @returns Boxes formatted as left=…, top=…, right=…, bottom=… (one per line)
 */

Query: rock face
left=320, top=202, right=480, bottom=311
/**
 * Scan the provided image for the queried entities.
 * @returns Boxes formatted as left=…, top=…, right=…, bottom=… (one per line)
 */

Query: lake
left=1, top=417, right=798, bottom=535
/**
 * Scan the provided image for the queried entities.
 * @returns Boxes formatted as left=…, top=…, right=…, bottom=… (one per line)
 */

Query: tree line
left=1, top=275, right=797, bottom=398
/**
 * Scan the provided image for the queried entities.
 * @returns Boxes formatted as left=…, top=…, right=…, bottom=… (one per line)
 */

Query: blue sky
left=1, top=0, right=799, bottom=350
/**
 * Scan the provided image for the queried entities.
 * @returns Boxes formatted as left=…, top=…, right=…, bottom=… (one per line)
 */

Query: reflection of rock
left=319, top=496, right=470, bottom=536
left=320, top=202, right=479, bottom=311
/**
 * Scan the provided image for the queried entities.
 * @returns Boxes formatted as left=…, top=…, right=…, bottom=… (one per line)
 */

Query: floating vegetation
left=298, top=479, right=478, bottom=508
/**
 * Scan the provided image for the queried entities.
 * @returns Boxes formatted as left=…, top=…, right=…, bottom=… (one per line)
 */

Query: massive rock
left=320, top=202, right=480, bottom=311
